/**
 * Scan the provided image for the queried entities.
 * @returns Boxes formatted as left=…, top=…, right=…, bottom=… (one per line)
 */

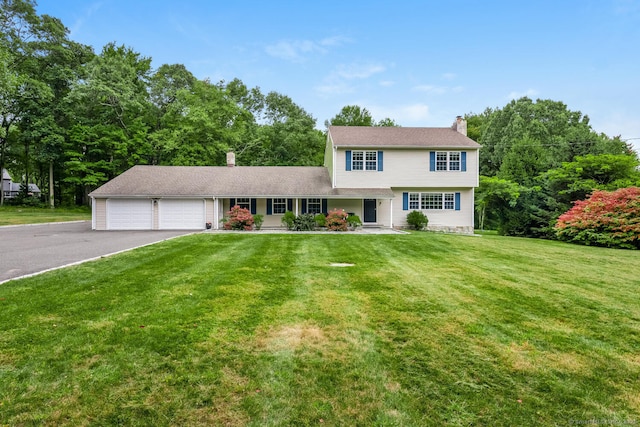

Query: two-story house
left=89, top=118, right=480, bottom=232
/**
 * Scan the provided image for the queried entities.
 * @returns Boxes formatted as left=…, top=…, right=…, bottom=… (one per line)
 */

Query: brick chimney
left=226, top=152, right=235, bottom=167
left=452, top=116, right=467, bottom=136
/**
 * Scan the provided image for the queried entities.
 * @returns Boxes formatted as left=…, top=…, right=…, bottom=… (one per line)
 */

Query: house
left=89, top=118, right=481, bottom=232
left=2, top=169, right=41, bottom=199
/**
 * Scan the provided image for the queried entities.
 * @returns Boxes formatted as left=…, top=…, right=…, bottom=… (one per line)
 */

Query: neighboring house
left=2, top=169, right=41, bottom=199
left=89, top=118, right=481, bottom=232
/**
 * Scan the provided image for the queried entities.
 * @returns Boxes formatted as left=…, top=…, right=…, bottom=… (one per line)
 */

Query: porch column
left=213, top=198, right=219, bottom=229
left=389, top=199, right=393, bottom=228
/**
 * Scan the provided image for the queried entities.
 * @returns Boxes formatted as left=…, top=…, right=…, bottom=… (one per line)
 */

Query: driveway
left=0, top=221, right=196, bottom=283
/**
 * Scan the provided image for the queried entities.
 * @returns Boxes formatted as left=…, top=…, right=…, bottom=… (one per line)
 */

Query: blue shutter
left=430, top=152, right=435, bottom=171
left=403, top=192, right=409, bottom=210
left=461, top=152, right=467, bottom=172
left=230, top=198, right=236, bottom=208
left=250, top=198, right=257, bottom=215
left=346, top=150, right=352, bottom=171
left=322, top=199, right=328, bottom=215
left=455, top=192, right=461, bottom=211
left=378, top=151, right=383, bottom=171
left=287, top=199, right=293, bottom=211
left=267, top=199, right=272, bottom=215
left=301, top=199, right=307, bottom=214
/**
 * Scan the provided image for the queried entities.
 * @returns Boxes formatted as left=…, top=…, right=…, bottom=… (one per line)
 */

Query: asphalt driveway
left=0, top=221, right=196, bottom=283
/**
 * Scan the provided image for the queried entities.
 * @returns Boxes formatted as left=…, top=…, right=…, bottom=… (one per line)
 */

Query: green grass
left=0, top=205, right=91, bottom=226
left=0, top=233, right=638, bottom=426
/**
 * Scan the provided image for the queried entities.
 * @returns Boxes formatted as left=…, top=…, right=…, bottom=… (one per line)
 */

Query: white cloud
left=334, top=63, right=386, bottom=80
left=507, top=89, right=539, bottom=100
left=265, top=36, right=350, bottom=62
left=68, top=2, right=103, bottom=37
left=442, top=72, right=456, bottom=81
left=379, top=80, right=395, bottom=87
left=314, top=62, right=386, bottom=97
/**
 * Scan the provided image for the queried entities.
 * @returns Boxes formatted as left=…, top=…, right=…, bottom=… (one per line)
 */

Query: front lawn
left=0, top=205, right=91, bottom=226
left=0, top=233, right=638, bottom=425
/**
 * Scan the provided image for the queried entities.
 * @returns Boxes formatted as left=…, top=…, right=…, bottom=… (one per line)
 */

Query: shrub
left=293, top=213, right=317, bottom=231
left=281, top=211, right=296, bottom=230
left=222, top=205, right=254, bottom=231
left=347, top=214, right=362, bottom=229
left=555, top=187, right=640, bottom=249
left=326, top=208, right=348, bottom=231
left=253, top=214, right=264, bottom=230
left=314, top=213, right=326, bottom=228
left=406, top=210, right=429, bottom=230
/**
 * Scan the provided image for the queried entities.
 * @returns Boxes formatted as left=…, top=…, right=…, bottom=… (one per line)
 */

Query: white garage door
left=107, top=199, right=153, bottom=230
left=159, top=199, right=205, bottom=230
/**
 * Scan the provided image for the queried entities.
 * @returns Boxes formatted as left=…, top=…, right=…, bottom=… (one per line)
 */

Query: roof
left=89, top=165, right=394, bottom=199
left=328, top=126, right=481, bottom=149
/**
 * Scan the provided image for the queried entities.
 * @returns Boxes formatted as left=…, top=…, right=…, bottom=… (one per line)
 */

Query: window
left=236, top=198, right=250, bottom=210
left=306, top=198, right=321, bottom=214
left=432, top=151, right=465, bottom=172
left=272, top=198, right=286, bottom=214
left=436, top=152, right=448, bottom=171
left=409, top=192, right=456, bottom=210
left=409, top=193, right=420, bottom=210
left=352, top=150, right=377, bottom=171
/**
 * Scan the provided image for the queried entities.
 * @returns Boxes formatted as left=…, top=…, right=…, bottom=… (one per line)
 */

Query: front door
left=364, top=199, right=377, bottom=223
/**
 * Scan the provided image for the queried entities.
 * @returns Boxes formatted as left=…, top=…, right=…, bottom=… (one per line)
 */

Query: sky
left=36, top=0, right=640, bottom=152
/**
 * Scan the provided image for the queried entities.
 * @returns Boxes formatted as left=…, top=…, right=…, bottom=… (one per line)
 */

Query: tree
left=555, top=187, right=640, bottom=249
left=475, top=176, right=521, bottom=231
left=64, top=43, right=152, bottom=204
left=325, top=105, right=374, bottom=127
left=544, top=154, right=640, bottom=207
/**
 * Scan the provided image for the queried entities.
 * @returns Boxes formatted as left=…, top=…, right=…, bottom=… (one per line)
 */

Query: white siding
left=334, top=148, right=479, bottom=188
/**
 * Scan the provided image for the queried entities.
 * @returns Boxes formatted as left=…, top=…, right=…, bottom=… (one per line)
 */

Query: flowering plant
left=223, top=205, right=255, bottom=231
left=555, top=187, right=640, bottom=249
left=325, top=208, right=348, bottom=231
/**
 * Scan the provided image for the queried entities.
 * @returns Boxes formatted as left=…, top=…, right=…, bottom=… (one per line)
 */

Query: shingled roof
left=89, top=165, right=394, bottom=199
left=328, top=126, right=481, bottom=148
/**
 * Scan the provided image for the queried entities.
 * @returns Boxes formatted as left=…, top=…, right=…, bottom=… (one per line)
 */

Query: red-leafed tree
left=555, top=187, right=640, bottom=249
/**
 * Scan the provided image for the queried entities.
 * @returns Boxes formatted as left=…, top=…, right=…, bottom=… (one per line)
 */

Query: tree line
left=2, top=0, right=638, bottom=242
left=1, top=0, right=328, bottom=206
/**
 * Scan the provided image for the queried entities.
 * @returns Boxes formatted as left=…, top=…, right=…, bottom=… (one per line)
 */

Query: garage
left=107, top=199, right=153, bottom=230
left=159, top=199, right=205, bottom=230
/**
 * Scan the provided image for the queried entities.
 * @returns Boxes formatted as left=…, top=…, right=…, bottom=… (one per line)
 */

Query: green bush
left=347, top=215, right=362, bottom=229
left=314, top=213, right=326, bottom=227
left=253, top=214, right=264, bottom=230
left=281, top=211, right=296, bottom=230
left=406, top=210, right=429, bottom=230
left=293, top=213, right=316, bottom=231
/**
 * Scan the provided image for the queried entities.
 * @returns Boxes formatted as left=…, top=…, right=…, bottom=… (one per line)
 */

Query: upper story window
left=352, top=150, right=377, bottom=171
left=431, top=151, right=466, bottom=172
left=346, top=150, right=383, bottom=171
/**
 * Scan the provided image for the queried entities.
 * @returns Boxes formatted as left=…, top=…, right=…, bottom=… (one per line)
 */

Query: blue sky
left=37, top=0, right=640, bottom=152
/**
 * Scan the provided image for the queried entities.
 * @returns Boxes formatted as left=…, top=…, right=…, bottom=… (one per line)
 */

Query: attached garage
left=158, top=199, right=205, bottom=230
left=106, top=199, right=153, bottom=230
